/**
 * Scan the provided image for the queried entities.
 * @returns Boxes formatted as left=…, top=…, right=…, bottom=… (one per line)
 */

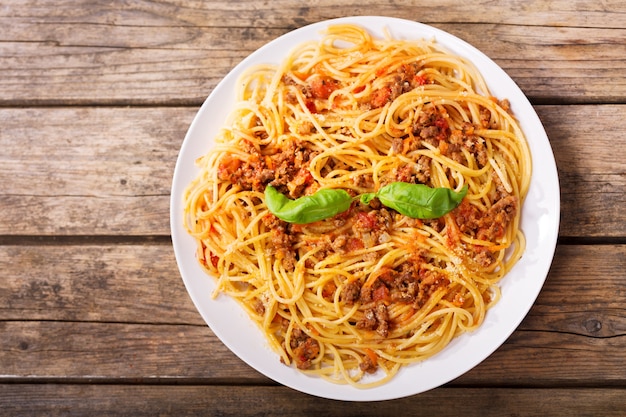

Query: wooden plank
left=0, top=385, right=625, bottom=417
left=0, top=107, right=194, bottom=236
left=0, top=245, right=203, bottom=324
left=0, top=106, right=190, bottom=195
left=0, top=245, right=624, bottom=384
left=1, top=2, right=626, bottom=104
left=440, top=23, right=626, bottom=104
left=521, top=245, right=626, bottom=338
left=0, top=195, right=170, bottom=236
left=2, top=105, right=624, bottom=237
left=1, top=319, right=623, bottom=385
left=1, top=319, right=624, bottom=386
left=536, top=105, right=626, bottom=238
left=0, top=321, right=262, bottom=381
left=4, top=0, right=624, bottom=29
left=2, top=244, right=624, bottom=332
left=462, top=329, right=626, bottom=386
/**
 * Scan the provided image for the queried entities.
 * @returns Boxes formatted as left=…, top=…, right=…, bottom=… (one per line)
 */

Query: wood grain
left=0, top=320, right=623, bottom=385
left=0, top=245, right=624, bottom=384
left=6, top=0, right=626, bottom=29
left=1, top=244, right=623, bottom=331
left=1, top=2, right=626, bottom=105
left=521, top=245, right=626, bottom=338
left=1, top=385, right=625, bottom=417
left=1, top=106, right=624, bottom=237
left=0, top=244, right=202, bottom=324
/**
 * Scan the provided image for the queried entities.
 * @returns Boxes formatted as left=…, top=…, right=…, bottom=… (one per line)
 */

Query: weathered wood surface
left=1, top=0, right=625, bottom=415
left=1, top=244, right=624, bottom=385
left=1, top=105, right=624, bottom=238
left=1, top=385, right=625, bottom=417
left=2, top=1, right=626, bottom=105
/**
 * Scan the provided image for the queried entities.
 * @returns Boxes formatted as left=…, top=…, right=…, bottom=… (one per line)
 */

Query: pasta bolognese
left=183, top=23, right=531, bottom=387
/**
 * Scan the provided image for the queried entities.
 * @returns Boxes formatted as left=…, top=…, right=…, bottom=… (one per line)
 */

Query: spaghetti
left=183, top=23, right=531, bottom=387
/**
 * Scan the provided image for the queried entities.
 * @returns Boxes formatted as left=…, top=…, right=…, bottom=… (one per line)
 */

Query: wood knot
left=584, top=318, right=602, bottom=333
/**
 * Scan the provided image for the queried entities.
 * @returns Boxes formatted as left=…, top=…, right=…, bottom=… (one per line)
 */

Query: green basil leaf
left=360, top=182, right=468, bottom=219
left=265, top=185, right=352, bottom=224
left=360, top=192, right=376, bottom=205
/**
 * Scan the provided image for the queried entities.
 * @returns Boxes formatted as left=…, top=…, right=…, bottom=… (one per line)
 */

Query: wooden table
left=1, top=1, right=625, bottom=415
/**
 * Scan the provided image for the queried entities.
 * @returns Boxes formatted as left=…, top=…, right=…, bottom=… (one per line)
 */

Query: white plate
left=170, top=16, right=560, bottom=401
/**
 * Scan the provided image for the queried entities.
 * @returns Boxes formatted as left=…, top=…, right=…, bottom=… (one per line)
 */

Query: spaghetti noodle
left=183, top=23, right=531, bottom=387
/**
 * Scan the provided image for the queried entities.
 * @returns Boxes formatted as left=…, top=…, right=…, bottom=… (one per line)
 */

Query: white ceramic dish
left=170, top=16, right=560, bottom=401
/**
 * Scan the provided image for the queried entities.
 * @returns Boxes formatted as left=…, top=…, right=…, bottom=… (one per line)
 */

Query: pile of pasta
left=184, top=23, right=531, bottom=387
